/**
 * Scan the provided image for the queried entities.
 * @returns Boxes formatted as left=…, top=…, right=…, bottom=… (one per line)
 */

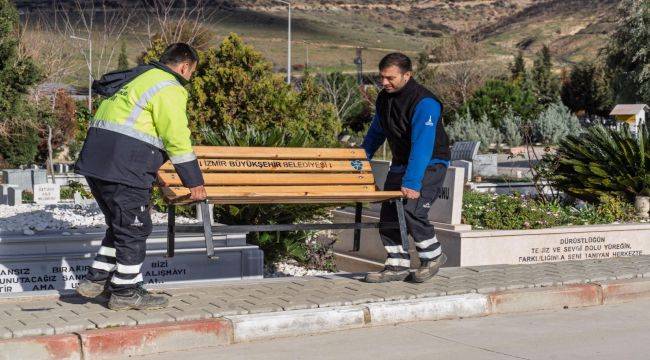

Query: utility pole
left=304, top=40, right=309, bottom=69
left=273, top=0, right=292, bottom=85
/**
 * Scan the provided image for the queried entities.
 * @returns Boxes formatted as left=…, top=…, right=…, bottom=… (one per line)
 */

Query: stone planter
left=635, top=196, right=650, bottom=219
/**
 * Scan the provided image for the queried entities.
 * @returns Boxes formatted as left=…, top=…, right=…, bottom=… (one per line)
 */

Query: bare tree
left=55, top=0, right=133, bottom=110
left=418, top=36, right=498, bottom=112
left=17, top=13, right=77, bottom=83
left=318, top=73, right=363, bottom=123
left=138, top=0, right=218, bottom=51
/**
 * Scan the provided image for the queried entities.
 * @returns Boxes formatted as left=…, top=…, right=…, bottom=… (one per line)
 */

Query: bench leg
left=395, top=199, right=409, bottom=252
left=353, top=202, right=362, bottom=251
left=200, top=201, right=217, bottom=259
left=166, top=204, right=176, bottom=258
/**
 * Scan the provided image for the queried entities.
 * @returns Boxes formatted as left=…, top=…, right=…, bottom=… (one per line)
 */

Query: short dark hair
left=379, top=53, right=412, bottom=73
left=159, top=43, right=199, bottom=66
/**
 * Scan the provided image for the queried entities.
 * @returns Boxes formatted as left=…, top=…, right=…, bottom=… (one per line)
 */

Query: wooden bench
left=157, top=146, right=407, bottom=259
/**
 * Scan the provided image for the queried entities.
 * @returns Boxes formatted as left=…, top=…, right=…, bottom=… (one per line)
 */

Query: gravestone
left=33, top=183, right=61, bottom=205
left=0, top=184, right=19, bottom=205
left=428, top=166, right=465, bottom=225
left=473, top=154, right=498, bottom=177
left=2, top=170, right=31, bottom=191
left=450, top=141, right=480, bottom=162
left=451, top=160, right=472, bottom=182
left=0, top=229, right=262, bottom=294
left=7, top=187, right=22, bottom=206
left=31, top=169, right=47, bottom=187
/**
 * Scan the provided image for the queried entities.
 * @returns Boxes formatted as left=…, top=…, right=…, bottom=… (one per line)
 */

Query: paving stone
left=87, top=313, right=137, bottom=329
left=202, top=305, right=249, bottom=317
left=240, top=303, right=284, bottom=314
left=444, top=287, right=475, bottom=296
left=313, top=298, right=347, bottom=307
left=165, top=308, right=213, bottom=321
left=47, top=317, right=96, bottom=334
left=124, top=310, right=175, bottom=324
left=0, top=327, right=12, bottom=339
left=414, top=289, right=446, bottom=298
left=5, top=320, right=55, bottom=338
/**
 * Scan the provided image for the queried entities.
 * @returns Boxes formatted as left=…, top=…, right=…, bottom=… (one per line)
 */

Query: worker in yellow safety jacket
left=74, top=43, right=206, bottom=310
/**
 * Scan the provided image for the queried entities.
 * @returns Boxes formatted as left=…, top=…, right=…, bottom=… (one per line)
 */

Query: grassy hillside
left=16, top=0, right=622, bottom=86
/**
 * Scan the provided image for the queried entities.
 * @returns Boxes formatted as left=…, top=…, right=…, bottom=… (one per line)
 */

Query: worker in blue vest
left=74, top=43, right=206, bottom=310
left=362, top=53, right=450, bottom=283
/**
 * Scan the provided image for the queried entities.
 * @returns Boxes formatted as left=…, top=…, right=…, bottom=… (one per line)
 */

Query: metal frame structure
left=166, top=199, right=408, bottom=259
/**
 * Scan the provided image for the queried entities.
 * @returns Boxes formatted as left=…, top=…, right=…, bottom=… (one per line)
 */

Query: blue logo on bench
left=350, top=160, right=363, bottom=171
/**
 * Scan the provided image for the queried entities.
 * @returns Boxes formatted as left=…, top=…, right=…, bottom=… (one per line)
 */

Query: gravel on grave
left=264, top=261, right=333, bottom=277
left=0, top=203, right=198, bottom=234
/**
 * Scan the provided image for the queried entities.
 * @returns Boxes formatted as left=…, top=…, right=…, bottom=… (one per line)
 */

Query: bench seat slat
left=159, top=159, right=372, bottom=173
left=165, top=192, right=403, bottom=205
left=166, top=185, right=376, bottom=197
left=158, top=173, right=376, bottom=187
left=193, top=146, right=366, bottom=160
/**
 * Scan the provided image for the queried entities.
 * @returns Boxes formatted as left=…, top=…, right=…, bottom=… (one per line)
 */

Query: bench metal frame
left=166, top=199, right=409, bottom=259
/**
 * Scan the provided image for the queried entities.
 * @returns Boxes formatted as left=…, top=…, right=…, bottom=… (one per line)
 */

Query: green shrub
left=446, top=111, right=501, bottom=152
left=460, top=79, right=538, bottom=129
left=545, top=123, right=649, bottom=202
left=501, top=110, right=523, bottom=147
left=187, top=34, right=340, bottom=146
left=462, top=191, right=638, bottom=230
left=0, top=123, right=40, bottom=166
left=534, top=102, right=581, bottom=145
left=66, top=101, right=92, bottom=161
left=22, top=191, right=33, bottom=203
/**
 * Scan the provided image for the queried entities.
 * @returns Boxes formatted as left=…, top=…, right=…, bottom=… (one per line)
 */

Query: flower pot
left=635, top=196, right=650, bottom=219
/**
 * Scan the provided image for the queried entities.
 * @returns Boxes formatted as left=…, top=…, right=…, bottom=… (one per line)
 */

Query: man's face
left=380, top=65, right=411, bottom=93
left=171, top=61, right=197, bottom=81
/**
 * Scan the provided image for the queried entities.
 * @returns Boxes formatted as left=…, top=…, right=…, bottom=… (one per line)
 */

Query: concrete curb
left=78, top=319, right=232, bottom=359
left=0, top=334, right=81, bottom=360
left=3, top=278, right=650, bottom=359
left=365, top=293, right=490, bottom=326
left=227, top=306, right=367, bottom=343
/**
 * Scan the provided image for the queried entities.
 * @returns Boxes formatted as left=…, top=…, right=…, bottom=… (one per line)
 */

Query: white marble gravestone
left=33, top=183, right=61, bottom=205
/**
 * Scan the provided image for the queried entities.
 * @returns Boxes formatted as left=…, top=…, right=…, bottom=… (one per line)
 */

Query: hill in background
left=14, top=0, right=621, bottom=84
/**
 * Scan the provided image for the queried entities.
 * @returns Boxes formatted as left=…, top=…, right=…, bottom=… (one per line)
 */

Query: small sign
left=33, top=183, right=61, bottom=205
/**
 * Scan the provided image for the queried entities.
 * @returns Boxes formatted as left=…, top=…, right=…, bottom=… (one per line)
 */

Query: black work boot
left=364, top=267, right=410, bottom=283
left=76, top=279, right=110, bottom=300
left=411, top=253, right=447, bottom=283
left=108, top=286, right=169, bottom=310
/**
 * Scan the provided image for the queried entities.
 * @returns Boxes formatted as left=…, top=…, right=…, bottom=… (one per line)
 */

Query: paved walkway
left=1, top=255, right=650, bottom=340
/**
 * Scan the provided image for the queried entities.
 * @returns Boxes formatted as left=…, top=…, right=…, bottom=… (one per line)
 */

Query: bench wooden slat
left=166, top=191, right=403, bottom=205
left=159, top=159, right=372, bottom=173
left=166, top=185, right=376, bottom=197
left=158, top=173, right=376, bottom=187
left=193, top=146, right=366, bottom=160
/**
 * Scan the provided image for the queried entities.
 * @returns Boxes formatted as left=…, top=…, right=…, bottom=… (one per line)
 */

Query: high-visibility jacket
left=75, top=64, right=204, bottom=189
